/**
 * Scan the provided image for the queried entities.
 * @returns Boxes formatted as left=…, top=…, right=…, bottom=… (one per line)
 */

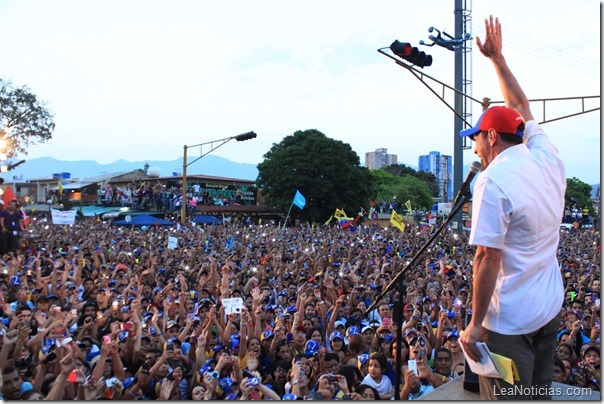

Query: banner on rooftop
left=51, top=209, right=78, bottom=225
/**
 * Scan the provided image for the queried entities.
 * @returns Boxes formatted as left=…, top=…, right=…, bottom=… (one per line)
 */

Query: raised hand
left=475, top=15, right=502, bottom=59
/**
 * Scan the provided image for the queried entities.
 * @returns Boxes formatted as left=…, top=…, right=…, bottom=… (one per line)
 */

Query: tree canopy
left=0, top=79, right=54, bottom=160
left=382, top=163, right=440, bottom=197
left=566, top=177, right=595, bottom=214
left=369, top=170, right=434, bottom=211
left=256, top=129, right=372, bottom=223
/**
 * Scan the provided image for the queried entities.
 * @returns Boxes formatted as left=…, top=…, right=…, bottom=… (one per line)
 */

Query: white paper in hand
left=459, top=341, right=502, bottom=378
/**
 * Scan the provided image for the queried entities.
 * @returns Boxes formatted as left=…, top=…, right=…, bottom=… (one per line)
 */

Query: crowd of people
left=0, top=207, right=598, bottom=400
left=98, top=181, right=248, bottom=214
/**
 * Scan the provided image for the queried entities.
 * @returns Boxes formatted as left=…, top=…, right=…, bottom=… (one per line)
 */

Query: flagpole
left=282, top=201, right=294, bottom=231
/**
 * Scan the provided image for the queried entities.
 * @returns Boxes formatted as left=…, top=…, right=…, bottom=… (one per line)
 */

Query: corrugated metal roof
left=156, top=174, right=255, bottom=184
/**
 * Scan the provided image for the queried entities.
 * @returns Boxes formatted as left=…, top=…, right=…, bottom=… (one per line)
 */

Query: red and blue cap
left=460, top=106, right=525, bottom=140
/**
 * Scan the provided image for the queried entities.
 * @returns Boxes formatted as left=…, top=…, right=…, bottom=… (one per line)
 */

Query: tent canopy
left=111, top=214, right=175, bottom=227
left=193, top=215, right=223, bottom=224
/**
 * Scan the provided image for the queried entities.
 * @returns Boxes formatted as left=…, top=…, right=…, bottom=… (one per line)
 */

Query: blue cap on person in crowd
left=20, top=382, right=33, bottom=396
left=118, top=331, right=129, bottom=342
left=358, top=353, right=370, bottom=367
left=181, top=342, right=191, bottom=356
left=149, top=326, right=158, bottom=335
left=86, top=345, right=100, bottom=362
left=447, top=327, right=460, bottom=340
left=212, top=344, right=224, bottom=353
left=217, top=377, right=234, bottom=395
left=346, top=326, right=360, bottom=337
left=305, top=339, right=320, bottom=358
left=122, top=377, right=135, bottom=389
left=330, top=331, right=344, bottom=342
left=283, top=393, right=298, bottom=400
left=38, top=344, right=53, bottom=362
left=286, top=306, right=297, bottom=313
left=153, top=287, right=162, bottom=295
left=382, top=333, right=395, bottom=343
left=261, top=330, right=274, bottom=342
left=278, top=290, right=287, bottom=296
left=10, top=276, right=20, bottom=286
left=122, top=306, right=130, bottom=313
left=204, top=358, right=218, bottom=368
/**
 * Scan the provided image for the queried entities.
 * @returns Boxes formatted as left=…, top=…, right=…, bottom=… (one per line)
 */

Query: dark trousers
left=479, top=314, right=560, bottom=400
left=1, top=231, right=20, bottom=255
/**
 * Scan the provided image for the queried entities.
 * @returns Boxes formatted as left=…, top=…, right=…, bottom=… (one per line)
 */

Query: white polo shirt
left=469, top=120, right=566, bottom=335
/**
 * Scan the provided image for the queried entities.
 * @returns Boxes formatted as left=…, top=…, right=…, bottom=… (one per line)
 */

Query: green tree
left=257, top=129, right=372, bottom=223
left=565, top=177, right=594, bottom=214
left=369, top=170, right=433, bottom=211
left=383, top=163, right=440, bottom=196
left=0, top=79, right=55, bottom=160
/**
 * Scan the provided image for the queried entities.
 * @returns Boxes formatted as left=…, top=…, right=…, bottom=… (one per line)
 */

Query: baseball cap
left=334, top=320, right=346, bottom=329
left=357, top=353, right=370, bottom=367
left=361, top=326, right=375, bottom=334
left=330, top=331, right=344, bottom=342
left=459, top=106, right=525, bottom=140
left=260, top=330, right=274, bottom=342
left=382, top=333, right=395, bottom=343
left=404, top=328, right=418, bottom=338
left=346, top=326, right=360, bottom=337
left=305, top=339, right=320, bottom=358
left=166, top=320, right=179, bottom=329
left=403, top=304, right=414, bottom=311
left=217, top=377, right=234, bottom=395
left=446, top=328, right=460, bottom=340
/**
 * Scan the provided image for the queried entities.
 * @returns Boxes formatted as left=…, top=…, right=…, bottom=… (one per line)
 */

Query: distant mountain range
left=4, top=157, right=599, bottom=199
left=4, top=156, right=260, bottom=182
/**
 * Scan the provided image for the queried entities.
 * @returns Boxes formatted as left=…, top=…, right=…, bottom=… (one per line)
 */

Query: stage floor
left=418, top=379, right=600, bottom=401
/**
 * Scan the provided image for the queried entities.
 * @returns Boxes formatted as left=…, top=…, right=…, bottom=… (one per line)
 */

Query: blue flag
left=293, top=190, right=306, bottom=209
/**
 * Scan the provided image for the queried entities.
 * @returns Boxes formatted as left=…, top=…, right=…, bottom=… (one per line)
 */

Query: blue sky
left=0, top=0, right=600, bottom=183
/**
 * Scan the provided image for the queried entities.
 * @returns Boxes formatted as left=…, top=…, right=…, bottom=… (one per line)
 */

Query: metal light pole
left=180, top=131, right=257, bottom=225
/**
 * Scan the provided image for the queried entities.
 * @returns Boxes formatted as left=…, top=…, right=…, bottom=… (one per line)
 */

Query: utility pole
left=452, top=0, right=467, bottom=233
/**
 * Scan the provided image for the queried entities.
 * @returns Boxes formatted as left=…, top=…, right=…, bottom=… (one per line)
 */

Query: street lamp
left=180, top=131, right=257, bottom=224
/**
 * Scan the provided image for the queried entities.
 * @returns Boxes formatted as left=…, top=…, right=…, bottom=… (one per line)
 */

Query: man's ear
left=487, top=129, right=498, bottom=146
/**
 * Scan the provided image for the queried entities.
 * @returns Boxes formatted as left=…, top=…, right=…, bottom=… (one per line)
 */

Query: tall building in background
left=365, top=148, right=397, bottom=170
left=418, top=151, right=452, bottom=201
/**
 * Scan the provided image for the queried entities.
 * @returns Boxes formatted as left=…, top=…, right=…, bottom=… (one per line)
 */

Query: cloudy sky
left=0, top=0, right=600, bottom=183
